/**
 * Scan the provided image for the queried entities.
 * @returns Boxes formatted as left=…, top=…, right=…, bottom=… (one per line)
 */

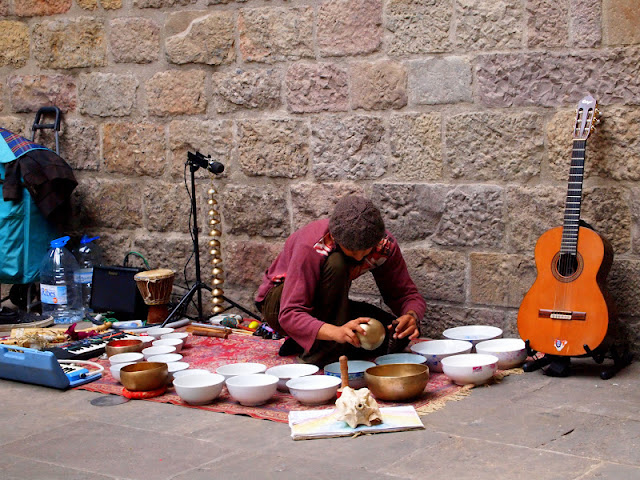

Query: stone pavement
left=0, top=358, right=638, bottom=480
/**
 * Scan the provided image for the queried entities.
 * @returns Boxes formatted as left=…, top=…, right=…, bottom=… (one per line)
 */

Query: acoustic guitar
left=517, top=95, right=615, bottom=357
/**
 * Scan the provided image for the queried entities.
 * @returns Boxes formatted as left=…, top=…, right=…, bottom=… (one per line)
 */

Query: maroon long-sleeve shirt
left=255, top=219, right=426, bottom=352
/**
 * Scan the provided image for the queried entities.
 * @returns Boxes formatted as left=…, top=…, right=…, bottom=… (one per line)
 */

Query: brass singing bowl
left=105, top=339, right=144, bottom=358
left=120, top=362, right=168, bottom=392
left=364, top=363, right=430, bottom=401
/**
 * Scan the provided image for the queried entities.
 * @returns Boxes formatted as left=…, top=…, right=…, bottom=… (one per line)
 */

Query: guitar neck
left=560, top=139, right=586, bottom=254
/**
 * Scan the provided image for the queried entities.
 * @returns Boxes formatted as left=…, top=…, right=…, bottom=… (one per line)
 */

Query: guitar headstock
left=573, top=95, right=599, bottom=141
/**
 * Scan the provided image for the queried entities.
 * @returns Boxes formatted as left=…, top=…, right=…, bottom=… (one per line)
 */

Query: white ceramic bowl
left=147, top=353, right=183, bottom=364
left=265, top=364, right=320, bottom=392
left=441, top=353, right=499, bottom=385
left=216, top=362, right=267, bottom=380
left=173, top=373, right=225, bottom=405
left=475, top=338, right=527, bottom=369
left=166, top=361, right=190, bottom=383
left=410, top=339, right=473, bottom=373
left=161, top=332, right=189, bottom=345
left=442, top=325, right=503, bottom=347
left=323, top=360, right=375, bottom=389
left=286, top=375, right=342, bottom=405
left=142, top=345, right=176, bottom=360
left=109, top=352, right=144, bottom=365
left=109, top=361, right=136, bottom=382
left=129, top=335, right=155, bottom=347
left=146, top=327, right=175, bottom=339
left=226, top=374, right=279, bottom=406
left=152, top=338, right=183, bottom=353
left=172, top=368, right=212, bottom=379
left=374, top=353, right=427, bottom=365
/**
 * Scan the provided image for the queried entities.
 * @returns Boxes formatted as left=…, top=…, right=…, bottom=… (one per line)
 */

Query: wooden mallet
left=336, top=355, right=349, bottom=398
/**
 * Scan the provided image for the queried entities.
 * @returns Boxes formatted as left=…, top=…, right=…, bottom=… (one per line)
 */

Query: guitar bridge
left=539, top=309, right=586, bottom=321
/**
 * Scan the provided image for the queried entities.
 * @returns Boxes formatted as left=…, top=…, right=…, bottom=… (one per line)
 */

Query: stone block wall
left=2, top=0, right=640, bottom=352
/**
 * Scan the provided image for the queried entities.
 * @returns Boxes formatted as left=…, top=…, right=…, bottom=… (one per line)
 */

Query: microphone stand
left=161, top=152, right=259, bottom=326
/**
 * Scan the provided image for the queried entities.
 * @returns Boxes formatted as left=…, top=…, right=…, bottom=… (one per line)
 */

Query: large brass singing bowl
left=120, top=362, right=168, bottom=391
left=105, top=339, right=144, bottom=358
left=364, top=363, right=430, bottom=401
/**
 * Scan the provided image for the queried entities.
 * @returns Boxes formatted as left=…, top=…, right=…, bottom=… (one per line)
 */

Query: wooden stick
left=339, top=355, right=349, bottom=389
left=186, top=325, right=230, bottom=338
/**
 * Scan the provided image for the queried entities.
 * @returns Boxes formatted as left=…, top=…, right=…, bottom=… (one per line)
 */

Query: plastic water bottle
left=73, top=235, right=101, bottom=312
left=40, top=236, right=84, bottom=324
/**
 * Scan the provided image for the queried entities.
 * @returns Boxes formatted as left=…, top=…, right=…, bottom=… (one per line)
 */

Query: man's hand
left=388, top=312, right=419, bottom=340
left=317, top=318, right=370, bottom=347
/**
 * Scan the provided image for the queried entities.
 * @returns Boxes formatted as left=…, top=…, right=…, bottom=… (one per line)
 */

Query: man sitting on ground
left=255, top=195, right=426, bottom=366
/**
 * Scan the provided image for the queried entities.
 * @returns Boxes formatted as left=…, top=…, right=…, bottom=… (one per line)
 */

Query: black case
left=90, top=265, right=148, bottom=320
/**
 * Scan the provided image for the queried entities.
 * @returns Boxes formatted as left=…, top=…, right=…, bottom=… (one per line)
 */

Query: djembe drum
left=134, top=268, right=175, bottom=325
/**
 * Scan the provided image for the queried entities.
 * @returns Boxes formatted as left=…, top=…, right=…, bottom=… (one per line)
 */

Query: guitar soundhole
left=552, top=252, right=583, bottom=283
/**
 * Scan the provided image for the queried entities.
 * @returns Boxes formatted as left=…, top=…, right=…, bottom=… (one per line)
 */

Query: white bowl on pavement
left=442, top=325, right=503, bottom=348
left=109, top=352, right=144, bottom=366
left=441, top=353, right=499, bottom=386
left=172, top=369, right=212, bottom=380
left=109, top=361, right=136, bottom=383
left=152, top=338, right=183, bottom=353
left=142, top=345, right=176, bottom=360
left=216, top=363, right=267, bottom=381
left=265, top=364, right=319, bottom=392
left=173, top=373, right=225, bottom=405
left=146, top=327, right=175, bottom=339
left=147, top=353, right=183, bottom=364
left=323, top=360, right=375, bottom=389
left=286, top=375, right=341, bottom=405
left=226, top=374, right=279, bottom=406
left=410, top=340, right=473, bottom=373
left=475, top=338, right=527, bottom=369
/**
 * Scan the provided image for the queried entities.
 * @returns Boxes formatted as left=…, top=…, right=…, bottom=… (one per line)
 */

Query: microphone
left=188, top=151, right=225, bottom=174
left=207, top=159, right=225, bottom=174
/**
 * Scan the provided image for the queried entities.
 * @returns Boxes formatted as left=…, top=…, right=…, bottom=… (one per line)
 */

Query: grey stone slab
left=0, top=453, right=115, bottom=480
left=189, top=412, right=290, bottom=451
left=580, top=462, right=640, bottom=479
left=542, top=415, right=640, bottom=466
left=258, top=425, right=444, bottom=472
left=510, top=361, right=640, bottom=421
left=82, top=394, right=232, bottom=436
left=426, top=396, right=595, bottom=449
left=2, top=419, right=219, bottom=480
left=380, top=434, right=599, bottom=480
left=174, top=452, right=407, bottom=480
left=0, top=348, right=639, bottom=479
left=0, top=381, right=97, bottom=446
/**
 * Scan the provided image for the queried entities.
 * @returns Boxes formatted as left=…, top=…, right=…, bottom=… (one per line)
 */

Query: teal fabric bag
left=0, top=129, right=58, bottom=284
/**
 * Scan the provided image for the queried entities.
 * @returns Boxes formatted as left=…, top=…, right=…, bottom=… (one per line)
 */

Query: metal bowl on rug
left=364, top=363, right=430, bottom=401
left=120, top=362, right=168, bottom=392
left=105, top=339, right=144, bottom=358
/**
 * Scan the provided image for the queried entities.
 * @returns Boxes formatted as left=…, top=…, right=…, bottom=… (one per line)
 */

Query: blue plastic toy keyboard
left=0, top=344, right=103, bottom=389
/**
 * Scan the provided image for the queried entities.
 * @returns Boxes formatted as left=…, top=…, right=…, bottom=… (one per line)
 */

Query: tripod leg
left=161, top=283, right=199, bottom=327
left=222, top=295, right=260, bottom=320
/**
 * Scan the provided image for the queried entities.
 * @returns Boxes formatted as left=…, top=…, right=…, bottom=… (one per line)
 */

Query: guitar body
left=517, top=225, right=614, bottom=357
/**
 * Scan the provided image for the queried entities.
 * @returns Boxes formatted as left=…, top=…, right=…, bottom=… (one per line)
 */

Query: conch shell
left=334, top=386, right=383, bottom=428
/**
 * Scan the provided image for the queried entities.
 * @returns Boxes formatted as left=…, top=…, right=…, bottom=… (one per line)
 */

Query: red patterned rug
left=75, top=332, right=471, bottom=423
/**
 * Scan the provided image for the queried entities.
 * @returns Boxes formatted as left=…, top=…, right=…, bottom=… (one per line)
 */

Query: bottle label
left=75, top=269, right=93, bottom=284
left=40, top=284, right=68, bottom=305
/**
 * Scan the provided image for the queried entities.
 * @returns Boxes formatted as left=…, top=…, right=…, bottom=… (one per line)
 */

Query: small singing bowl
left=119, top=362, right=168, bottom=392
left=105, top=339, right=144, bottom=358
left=364, top=363, right=430, bottom=402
